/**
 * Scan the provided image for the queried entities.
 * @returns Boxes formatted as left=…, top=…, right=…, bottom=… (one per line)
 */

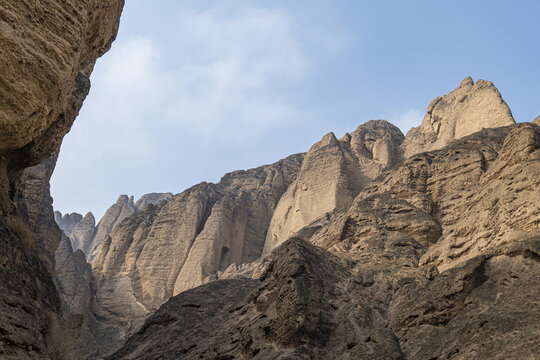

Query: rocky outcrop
left=89, top=195, right=137, bottom=259
left=533, top=115, right=540, bottom=126
left=263, top=120, right=404, bottom=253
left=86, top=154, right=303, bottom=354
left=135, top=192, right=173, bottom=212
left=0, top=1, right=123, bottom=358
left=55, top=234, right=125, bottom=360
left=56, top=211, right=96, bottom=254
left=403, top=77, right=515, bottom=157
left=55, top=192, right=173, bottom=258
left=109, top=122, right=540, bottom=360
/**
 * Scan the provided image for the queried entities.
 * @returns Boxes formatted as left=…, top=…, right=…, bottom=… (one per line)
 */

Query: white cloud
left=86, top=4, right=310, bottom=148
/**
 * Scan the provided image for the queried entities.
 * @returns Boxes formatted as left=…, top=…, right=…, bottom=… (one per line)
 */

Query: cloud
left=86, top=4, right=311, bottom=149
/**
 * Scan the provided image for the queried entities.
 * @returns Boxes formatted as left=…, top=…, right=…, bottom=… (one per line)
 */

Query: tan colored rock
left=532, top=115, right=540, bottom=126
left=56, top=211, right=96, bottom=254
left=89, top=154, right=303, bottom=353
left=88, top=195, right=136, bottom=259
left=263, top=120, right=404, bottom=254
left=403, top=77, right=515, bottom=157
left=135, top=192, right=173, bottom=212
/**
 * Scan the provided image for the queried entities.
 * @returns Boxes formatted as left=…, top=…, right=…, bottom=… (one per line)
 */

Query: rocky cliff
left=403, top=77, right=515, bottom=157
left=55, top=192, right=172, bottom=257
left=105, top=78, right=539, bottom=359
left=0, top=1, right=124, bottom=359
left=79, top=154, right=304, bottom=354
left=263, top=120, right=404, bottom=254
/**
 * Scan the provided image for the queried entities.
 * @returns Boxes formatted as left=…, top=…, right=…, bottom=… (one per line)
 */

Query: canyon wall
left=0, top=1, right=124, bottom=358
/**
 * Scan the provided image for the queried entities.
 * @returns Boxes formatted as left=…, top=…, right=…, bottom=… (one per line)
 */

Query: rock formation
left=2, top=8, right=537, bottom=357
left=106, top=79, right=539, bottom=359
left=55, top=192, right=173, bottom=257
left=0, top=1, right=124, bottom=358
left=403, top=77, right=515, bottom=157
left=56, top=211, right=96, bottom=254
left=263, top=120, right=404, bottom=253
left=134, top=192, right=173, bottom=212
left=85, top=154, right=304, bottom=353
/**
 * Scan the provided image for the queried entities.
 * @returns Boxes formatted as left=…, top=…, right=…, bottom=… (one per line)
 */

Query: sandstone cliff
left=85, top=155, right=304, bottom=353
left=263, top=120, right=404, bottom=253
left=403, top=77, right=515, bottom=157
left=55, top=192, right=173, bottom=257
left=0, top=1, right=124, bottom=358
left=106, top=79, right=539, bottom=359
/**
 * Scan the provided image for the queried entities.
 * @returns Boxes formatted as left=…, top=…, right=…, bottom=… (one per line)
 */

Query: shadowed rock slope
left=0, top=1, right=124, bottom=359
left=107, top=80, right=539, bottom=360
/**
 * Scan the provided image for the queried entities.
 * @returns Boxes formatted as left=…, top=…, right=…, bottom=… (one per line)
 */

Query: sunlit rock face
left=0, top=0, right=123, bottom=358
left=55, top=192, right=174, bottom=258
left=403, top=77, right=515, bottom=157
left=263, top=120, right=404, bottom=254
left=85, top=154, right=304, bottom=353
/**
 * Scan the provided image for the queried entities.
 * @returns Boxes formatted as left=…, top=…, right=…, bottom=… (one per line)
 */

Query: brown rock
left=263, top=120, right=404, bottom=253
left=0, top=0, right=123, bottom=358
left=109, top=122, right=540, bottom=360
left=403, top=77, right=515, bottom=157
left=88, top=154, right=304, bottom=354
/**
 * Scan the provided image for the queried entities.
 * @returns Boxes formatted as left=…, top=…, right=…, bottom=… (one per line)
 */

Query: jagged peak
left=320, top=132, right=338, bottom=146
left=459, top=75, right=474, bottom=87
left=403, top=77, right=515, bottom=157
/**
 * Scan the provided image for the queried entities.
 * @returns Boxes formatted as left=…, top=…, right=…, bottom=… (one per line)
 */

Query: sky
left=50, top=0, right=540, bottom=220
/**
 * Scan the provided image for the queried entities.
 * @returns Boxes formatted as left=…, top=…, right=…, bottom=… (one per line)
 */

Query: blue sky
left=51, top=0, right=540, bottom=219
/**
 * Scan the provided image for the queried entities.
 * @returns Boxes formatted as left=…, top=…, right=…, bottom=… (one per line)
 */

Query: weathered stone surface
left=56, top=211, right=96, bottom=254
left=263, top=120, right=404, bottom=254
left=108, top=238, right=404, bottom=360
left=109, top=121, right=540, bottom=360
left=403, top=77, right=515, bottom=157
left=88, top=154, right=303, bottom=354
left=0, top=0, right=123, bottom=358
left=56, top=192, right=174, bottom=257
left=135, top=192, right=173, bottom=212
left=532, top=115, right=540, bottom=126
left=88, top=195, right=136, bottom=259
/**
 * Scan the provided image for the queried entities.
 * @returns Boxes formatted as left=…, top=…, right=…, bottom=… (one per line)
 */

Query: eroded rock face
left=263, top=120, right=404, bottom=253
left=403, top=77, right=515, bottom=157
left=56, top=192, right=174, bottom=257
left=56, top=211, right=96, bottom=254
left=109, top=122, right=540, bottom=360
left=135, top=192, right=173, bottom=212
left=0, top=1, right=123, bottom=358
left=88, top=154, right=303, bottom=354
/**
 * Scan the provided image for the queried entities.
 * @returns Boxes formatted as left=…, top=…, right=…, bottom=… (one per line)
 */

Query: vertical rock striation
left=263, top=120, right=404, bottom=253
left=86, top=154, right=304, bottom=353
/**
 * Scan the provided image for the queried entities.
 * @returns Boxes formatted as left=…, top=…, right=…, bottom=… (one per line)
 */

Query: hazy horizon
left=51, top=0, right=540, bottom=220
